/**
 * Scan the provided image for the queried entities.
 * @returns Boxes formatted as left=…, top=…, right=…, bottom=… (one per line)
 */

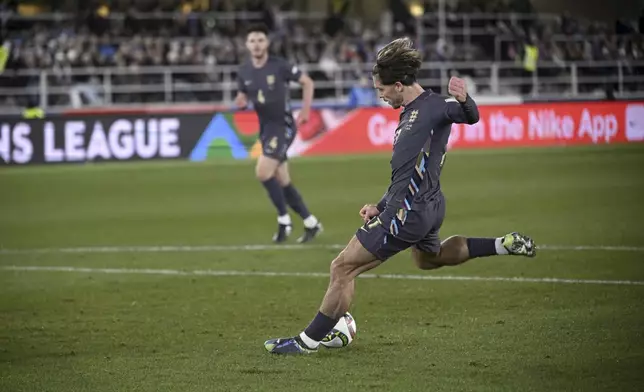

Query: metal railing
left=493, top=34, right=644, bottom=62
left=1, top=60, right=642, bottom=112
left=419, top=11, right=562, bottom=50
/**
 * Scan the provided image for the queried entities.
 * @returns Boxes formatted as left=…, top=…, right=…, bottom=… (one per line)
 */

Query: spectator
left=1, top=0, right=642, bottom=107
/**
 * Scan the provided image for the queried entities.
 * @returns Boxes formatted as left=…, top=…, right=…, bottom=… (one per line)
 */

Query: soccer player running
left=235, top=24, right=322, bottom=243
left=264, top=38, right=536, bottom=354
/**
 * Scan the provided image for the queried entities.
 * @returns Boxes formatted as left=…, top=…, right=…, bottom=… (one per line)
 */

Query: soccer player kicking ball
left=264, top=37, right=536, bottom=355
left=235, top=24, right=322, bottom=243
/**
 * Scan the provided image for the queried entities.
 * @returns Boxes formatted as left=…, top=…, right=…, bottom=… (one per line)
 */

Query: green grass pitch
left=1, top=145, right=643, bottom=391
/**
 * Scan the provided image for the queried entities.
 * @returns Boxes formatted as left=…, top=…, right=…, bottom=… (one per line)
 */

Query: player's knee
left=329, top=252, right=353, bottom=284
left=413, top=236, right=468, bottom=268
left=255, top=166, right=273, bottom=182
left=411, top=247, right=442, bottom=270
left=438, top=235, right=469, bottom=264
left=276, top=177, right=290, bottom=187
left=329, top=256, right=346, bottom=281
left=416, top=260, right=442, bottom=270
left=256, top=172, right=273, bottom=182
left=275, top=172, right=290, bottom=187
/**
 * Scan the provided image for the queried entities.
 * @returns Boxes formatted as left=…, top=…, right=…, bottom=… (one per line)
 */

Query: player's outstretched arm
left=445, top=76, right=479, bottom=125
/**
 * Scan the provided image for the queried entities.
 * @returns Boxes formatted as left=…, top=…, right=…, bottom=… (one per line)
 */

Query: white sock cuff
left=278, top=215, right=292, bottom=225
left=495, top=237, right=509, bottom=255
left=299, top=332, right=320, bottom=349
left=303, top=215, right=318, bottom=229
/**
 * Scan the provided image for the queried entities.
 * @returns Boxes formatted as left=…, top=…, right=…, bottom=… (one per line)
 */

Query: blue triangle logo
left=189, top=114, right=248, bottom=161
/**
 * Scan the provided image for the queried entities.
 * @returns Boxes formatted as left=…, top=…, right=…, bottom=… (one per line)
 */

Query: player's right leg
left=255, top=154, right=291, bottom=242
left=264, top=235, right=381, bottom=354
left=275, top=162, right=323, bottom=243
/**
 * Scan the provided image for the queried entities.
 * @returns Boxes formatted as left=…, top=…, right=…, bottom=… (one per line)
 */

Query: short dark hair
left=245, top=23, right=270, bottom=37
left=372, top=38, right=422, bottom=86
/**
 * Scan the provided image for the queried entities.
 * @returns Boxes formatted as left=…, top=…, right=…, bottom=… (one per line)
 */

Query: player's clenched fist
left=448, top=76, right=468, bottom=103
left=359, top=204, right=381, bottom=223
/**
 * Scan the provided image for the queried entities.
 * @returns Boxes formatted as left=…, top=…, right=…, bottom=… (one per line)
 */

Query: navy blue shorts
left=356, top=193, right=446, bottom=261
left=260, top=126, right=296, bottom=162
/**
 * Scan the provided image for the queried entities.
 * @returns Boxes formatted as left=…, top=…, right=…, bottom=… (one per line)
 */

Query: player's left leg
left=411, top=193, right=535, bottom=270
left=412, top=233, right=536, bottom=270
left=275, top=162, right=322, bottom=243
left=255, top=154, right=291, bottom=242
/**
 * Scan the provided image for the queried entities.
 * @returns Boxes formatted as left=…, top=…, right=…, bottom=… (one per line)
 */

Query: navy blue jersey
left=379, top=91, right=479, bottom=213
left=237, top=56, right=302, bottom=135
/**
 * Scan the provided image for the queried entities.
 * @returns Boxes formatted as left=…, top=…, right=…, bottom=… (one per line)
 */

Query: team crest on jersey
left=406, top=110, right=419, bottom=130
left=267, top=74, right=275, bottom=88
left=394, top=110, right=419, bottom=145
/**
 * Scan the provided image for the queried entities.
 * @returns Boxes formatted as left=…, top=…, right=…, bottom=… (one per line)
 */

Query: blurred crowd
left=1, top=0, right=643, bottom=108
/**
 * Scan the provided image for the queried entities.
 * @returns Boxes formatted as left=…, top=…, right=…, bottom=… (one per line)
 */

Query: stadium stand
left=0, top=0, right=642, bottom=111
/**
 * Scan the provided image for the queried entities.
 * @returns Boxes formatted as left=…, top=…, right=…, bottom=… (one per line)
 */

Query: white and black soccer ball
left=320, top=312, right=357, bottom=348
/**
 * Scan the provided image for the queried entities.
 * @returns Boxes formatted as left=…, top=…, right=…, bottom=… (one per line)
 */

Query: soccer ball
left=320, top=312, right=357, bottom=348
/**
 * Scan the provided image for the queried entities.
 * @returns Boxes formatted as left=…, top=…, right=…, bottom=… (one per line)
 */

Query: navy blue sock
left=261, top=178, right=288, bottom=216
left=466, top=237, right=497, bottom=258
left=282, top=183, right=311, bottom=219
left=303, top=311, right=339, bottom=341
